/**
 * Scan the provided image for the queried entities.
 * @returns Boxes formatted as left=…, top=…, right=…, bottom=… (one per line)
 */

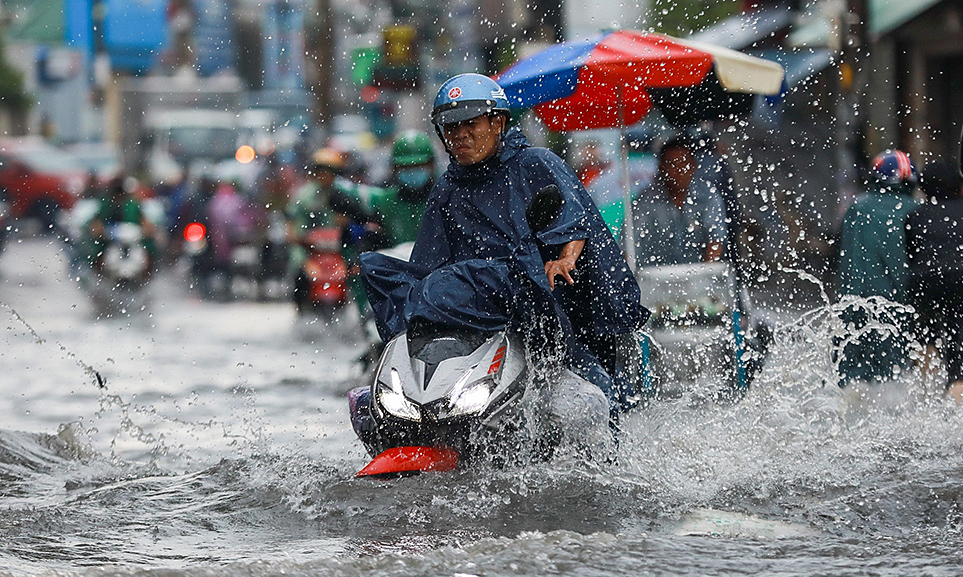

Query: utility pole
left=305, top=0, right=333, bottom=130
left=834, top=0, right=868, bottom=221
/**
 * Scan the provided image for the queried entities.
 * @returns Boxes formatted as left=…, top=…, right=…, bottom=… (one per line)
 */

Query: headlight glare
left=445, top=376, right=493, bottom=418
left=377, top=368, right=421, bottom=421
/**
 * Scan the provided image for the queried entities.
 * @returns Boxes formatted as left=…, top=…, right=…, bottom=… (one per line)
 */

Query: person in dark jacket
left=905, top=159, right=963, bottom=401
left=361, top=74, right=649, bottom=416
left=835, top=149, right=920, bottom=385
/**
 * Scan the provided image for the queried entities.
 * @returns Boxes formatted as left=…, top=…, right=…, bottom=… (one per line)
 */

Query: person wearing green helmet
left=365, top=130, right=436, bottom=245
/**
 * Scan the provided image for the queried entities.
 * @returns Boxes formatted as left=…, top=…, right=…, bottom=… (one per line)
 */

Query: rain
left=1, top=0, right=963, bottom=576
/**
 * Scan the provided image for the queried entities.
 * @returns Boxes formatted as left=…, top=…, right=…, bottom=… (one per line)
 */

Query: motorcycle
left=297, top=227, right=349, bottom=320
left=348, top=184, right=620, bottom=476
left=348, top=325, right=616, bottom=477
left=87, top=222, right=152, bottom=315
left=227, top=227, right=264, bottom=300
left=350, top=327, right=527, bottom=475
left=181, top=221, right=220, bottom=299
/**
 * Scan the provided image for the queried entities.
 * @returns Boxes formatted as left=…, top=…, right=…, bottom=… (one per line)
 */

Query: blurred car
left=0, top=137, right=88, bottom=227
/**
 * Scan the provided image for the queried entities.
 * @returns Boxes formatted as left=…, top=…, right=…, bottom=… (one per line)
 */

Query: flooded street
left=3, top=233, right=963, bottom=576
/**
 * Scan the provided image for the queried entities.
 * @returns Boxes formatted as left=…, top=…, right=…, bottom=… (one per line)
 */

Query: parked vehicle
left=0, top=138, right=87, bottom=229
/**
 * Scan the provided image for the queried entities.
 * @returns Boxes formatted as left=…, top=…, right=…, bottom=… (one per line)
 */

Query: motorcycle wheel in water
left=348, top=327, right=612, bottom=477
left=297, top=227, right=349, bottom=322
left=86, top=222, right=152, bottom=316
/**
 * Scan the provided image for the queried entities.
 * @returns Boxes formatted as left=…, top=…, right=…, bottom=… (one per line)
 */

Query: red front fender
left=356, top=446, right=459, bottom=477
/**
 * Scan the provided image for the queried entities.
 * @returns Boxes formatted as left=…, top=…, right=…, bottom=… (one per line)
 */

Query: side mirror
left=526, top=184, right=563, bottom=233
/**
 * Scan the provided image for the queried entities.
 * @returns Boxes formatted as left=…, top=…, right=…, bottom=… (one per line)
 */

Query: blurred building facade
left=0, top=0, right=957, bottom=175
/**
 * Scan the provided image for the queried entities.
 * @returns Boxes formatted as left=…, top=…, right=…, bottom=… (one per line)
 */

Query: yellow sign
left=383, top=25, right=417, bottom=67
left=839, top=62, right=853, bottom=90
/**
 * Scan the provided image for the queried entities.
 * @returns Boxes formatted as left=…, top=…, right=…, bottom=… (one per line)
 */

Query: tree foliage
left=649, top=0, right=743, bottom=38
left=0, top=29, right=30, bottom=112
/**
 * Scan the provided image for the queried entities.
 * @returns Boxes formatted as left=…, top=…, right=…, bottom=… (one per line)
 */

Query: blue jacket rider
left=360, top=74, right=649, bottom=416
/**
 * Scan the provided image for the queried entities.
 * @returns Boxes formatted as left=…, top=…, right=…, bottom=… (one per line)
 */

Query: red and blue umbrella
left=495, top=30, right=784, bottom=131
left=495, top=30, right=784, bottom=270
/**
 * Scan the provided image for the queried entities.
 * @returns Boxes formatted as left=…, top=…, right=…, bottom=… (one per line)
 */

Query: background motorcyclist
left=835, top=149, right=920, bottom=385
left=85, top=175, right=158, bottom=272
left=206, top=179, right=265, bottom=299
left=286, top=147, right=375, bottom=314
left=366, top=130, right=436, bottom=245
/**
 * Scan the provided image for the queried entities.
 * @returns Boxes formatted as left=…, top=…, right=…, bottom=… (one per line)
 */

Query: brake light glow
left=184, top=222, right=206, bottom=243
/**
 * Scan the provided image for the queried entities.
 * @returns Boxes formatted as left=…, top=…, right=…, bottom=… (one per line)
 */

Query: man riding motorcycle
left=286, top=147, right=376, bottom=314
left=360, top=74, right=650, bottom=422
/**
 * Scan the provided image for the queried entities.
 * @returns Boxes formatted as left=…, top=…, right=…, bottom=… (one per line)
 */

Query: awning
left=790, top=0, right=944, bottom=47
left=750, top=48, right=835, bottom=88
left=688, top=6, right=794, bottom=50
left=870, top=0, right=942, bottom=37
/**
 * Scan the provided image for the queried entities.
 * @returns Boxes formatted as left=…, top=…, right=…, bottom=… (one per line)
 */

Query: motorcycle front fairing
left=380, top=331, right=524, bottom=419
left=355, top=329, right=527, bottom=475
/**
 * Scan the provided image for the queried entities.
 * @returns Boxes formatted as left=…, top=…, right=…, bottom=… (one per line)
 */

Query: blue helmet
left=431, top=73, right=511, bottom=127
left=871, top=149, right=918, bottom=186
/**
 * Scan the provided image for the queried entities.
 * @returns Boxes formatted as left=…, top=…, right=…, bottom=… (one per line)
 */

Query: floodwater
left=2, top=233, right=963, bottom=576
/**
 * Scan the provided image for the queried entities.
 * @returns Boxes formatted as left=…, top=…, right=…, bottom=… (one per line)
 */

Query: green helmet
left=392, top=130, right=434, bottom=167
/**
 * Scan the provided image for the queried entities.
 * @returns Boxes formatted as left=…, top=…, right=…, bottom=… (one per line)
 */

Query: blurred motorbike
left=87, top=222, right=152, bottom=315
left=296, top=227, right=349, bottom=320
left=227, top=227, right=264, bottom=300
left=182, top=221, right=219, bottom=299
left=259, top=210, right=290, bottom=300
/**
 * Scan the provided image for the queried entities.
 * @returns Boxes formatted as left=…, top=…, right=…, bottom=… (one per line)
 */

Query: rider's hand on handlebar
left=545, top=256, right=577, bottom=290
left=545, top=238, right=585, bottom=290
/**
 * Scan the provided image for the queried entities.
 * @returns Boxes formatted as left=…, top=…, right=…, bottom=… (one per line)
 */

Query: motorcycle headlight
left=377, top=368, right=421, bottom=422
left=443, top=372, right=493, bottom=419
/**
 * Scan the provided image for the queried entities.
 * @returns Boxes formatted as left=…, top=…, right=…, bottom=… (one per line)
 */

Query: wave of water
left=3, top=273, right=963, bottom=575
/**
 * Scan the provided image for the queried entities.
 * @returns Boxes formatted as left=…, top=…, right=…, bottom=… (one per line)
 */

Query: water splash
left=1, top=300, right=105, bottom=389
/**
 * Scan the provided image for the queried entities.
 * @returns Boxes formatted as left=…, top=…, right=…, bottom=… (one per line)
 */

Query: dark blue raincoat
left=361, top=127, right=649, bottom=409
